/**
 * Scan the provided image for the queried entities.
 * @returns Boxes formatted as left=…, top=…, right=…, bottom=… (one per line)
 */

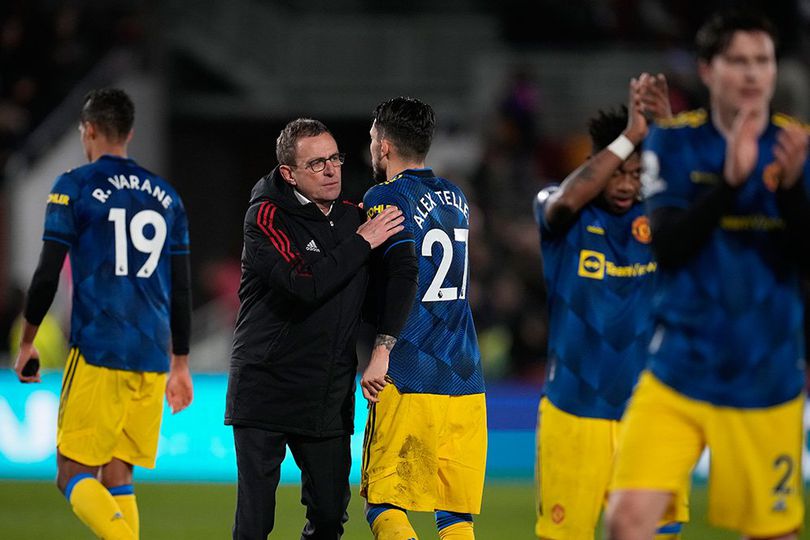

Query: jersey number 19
left=108, top=208, right=167, bottom=278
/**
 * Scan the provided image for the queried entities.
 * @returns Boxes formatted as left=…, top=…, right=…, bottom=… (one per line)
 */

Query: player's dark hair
left=276, top=118, right=331, bottom=166
left=79, top=88, right=135, bottom=142
left=696, top=9, right=778, bottom=62
left=372, top=97, right=435, bottom=161
left=588, top=106, right=628, bottom=154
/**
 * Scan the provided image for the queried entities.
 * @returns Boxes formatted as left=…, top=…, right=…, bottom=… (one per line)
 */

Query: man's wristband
left=606, top=134, right=635, bottom=161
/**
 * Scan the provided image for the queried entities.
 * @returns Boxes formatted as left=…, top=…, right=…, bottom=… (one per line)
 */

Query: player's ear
left=83, top=121, right=96, bottom=140
left=279, top=165, right=296, bottom=185
left=697, top=60, right=712, bottom=87
left=380, top=138, right=392, bottom=159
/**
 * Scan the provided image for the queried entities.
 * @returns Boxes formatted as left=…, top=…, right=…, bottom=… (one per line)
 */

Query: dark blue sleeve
left=169, top=195, right=191, bottom=255
left=42, top=172, right=81, bottom=247
left=363, top=184, right=414, bottom=256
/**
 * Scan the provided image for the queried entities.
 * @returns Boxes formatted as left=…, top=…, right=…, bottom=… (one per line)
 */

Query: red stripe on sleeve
left=257, top=201, right=294, bottom=263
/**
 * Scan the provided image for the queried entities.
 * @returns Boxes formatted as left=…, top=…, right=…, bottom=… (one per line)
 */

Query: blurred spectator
left=0, top=3, right=144, bottom=181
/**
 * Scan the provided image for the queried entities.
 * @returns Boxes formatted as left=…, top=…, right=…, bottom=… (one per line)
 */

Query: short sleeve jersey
left=642, top=110, right=807, bottom=407
left=364, top=169, right=484, bottom=395
left=43, top=155, right=190, bottom=373
left=535, top=187, right=657, bottom=420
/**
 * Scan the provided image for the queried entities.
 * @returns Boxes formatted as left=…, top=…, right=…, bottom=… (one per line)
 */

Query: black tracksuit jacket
left=225, top=168, right=370, bottom=437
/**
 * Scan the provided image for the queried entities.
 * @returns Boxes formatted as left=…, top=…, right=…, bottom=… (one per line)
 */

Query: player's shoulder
left=364, top=176, right=405, bottom=203
left=771, top=112, right=810, bottom=133
left=653, top=108, right=708, bottom=131
left=49, top=162, right=95, bottom=200
left=433, top=173, right=465, bottom=194
left=131, top=162, right=180, bottom=195
left=58, top=160, right=96, bottom=182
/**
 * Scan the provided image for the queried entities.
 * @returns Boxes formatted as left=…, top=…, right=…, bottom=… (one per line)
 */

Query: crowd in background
left=1, top=0, right=809, bottom=383
left=0, top=2, right=144, bottom=179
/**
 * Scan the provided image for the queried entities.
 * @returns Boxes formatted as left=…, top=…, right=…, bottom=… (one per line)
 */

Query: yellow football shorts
left=536, top=397, right=688, bottom=539
left=611, top=371, right=805, bottom=538
left=360, top=383, right=487, bottom=513
left=57, top=347, right=167, bottom=469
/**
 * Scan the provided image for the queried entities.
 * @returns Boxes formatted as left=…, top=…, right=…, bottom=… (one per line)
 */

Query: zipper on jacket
left=318, top=214, right=350, bottom=433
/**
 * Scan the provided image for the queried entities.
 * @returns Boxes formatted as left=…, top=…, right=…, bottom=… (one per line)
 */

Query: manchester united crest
left=762, top=162, right=781, bottom=192
left=631, top=215, right=652, bottom=244
left=551, top=503, right=565, bottom=524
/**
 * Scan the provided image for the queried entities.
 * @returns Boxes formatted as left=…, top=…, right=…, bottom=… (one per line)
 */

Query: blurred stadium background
left=0, top=0, right=808, bottom=538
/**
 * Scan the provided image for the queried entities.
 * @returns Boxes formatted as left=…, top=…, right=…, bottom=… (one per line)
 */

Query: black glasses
left=301, top=153, right=345, bottom=173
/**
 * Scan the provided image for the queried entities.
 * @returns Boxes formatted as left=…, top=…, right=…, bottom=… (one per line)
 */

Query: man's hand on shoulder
left=356, top=206, right=404, bottom=249
left=166, top=354, right=193, bottom=414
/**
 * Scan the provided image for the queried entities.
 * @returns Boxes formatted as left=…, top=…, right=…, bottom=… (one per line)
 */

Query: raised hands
left=773, top=122, right=809, bottom=190
left=637, top=73, right=672, bottom=121
left=723, top=107, right=767, bottom=187
left=626, top=73, right=672, bottom=145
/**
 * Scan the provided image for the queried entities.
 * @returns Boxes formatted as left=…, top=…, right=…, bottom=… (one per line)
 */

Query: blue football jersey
left=642, top=110, right=807, bottom=407
left=42, top=154, right=190, bottom=373
left=364, top=168, right=484, bottom=395
left=535, top=187, right=657, bottom=420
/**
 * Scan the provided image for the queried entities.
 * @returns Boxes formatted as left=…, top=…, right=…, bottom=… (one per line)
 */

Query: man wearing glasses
left=225, top=118, right=404, bottom=539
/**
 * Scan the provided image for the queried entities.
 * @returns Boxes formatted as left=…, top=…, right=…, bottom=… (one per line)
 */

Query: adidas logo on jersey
left=306, top=240, right=320, bottom=253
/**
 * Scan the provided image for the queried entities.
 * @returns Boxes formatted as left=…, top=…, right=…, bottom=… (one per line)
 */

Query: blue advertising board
left=0, top=372, right=807, bottom=483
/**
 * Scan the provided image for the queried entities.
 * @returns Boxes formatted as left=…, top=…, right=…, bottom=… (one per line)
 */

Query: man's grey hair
left=276, top=118, right=331, bottom=166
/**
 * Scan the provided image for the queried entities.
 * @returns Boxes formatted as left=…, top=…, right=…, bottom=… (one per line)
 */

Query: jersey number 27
left=422, top=228, right=469, bottom=302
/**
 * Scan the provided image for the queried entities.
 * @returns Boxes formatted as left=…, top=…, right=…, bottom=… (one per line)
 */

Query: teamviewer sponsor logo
left=578, top=250, right=605, bottom=280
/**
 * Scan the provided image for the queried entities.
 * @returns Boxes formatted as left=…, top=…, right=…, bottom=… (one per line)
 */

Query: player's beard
left=371, top=153, right=387, bottom=184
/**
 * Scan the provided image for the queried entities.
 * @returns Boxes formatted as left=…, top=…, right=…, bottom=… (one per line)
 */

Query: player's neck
left=89, top=143, right=128, bottom=163
left=710, top=103, right=769, bottom=139
left=386, top=157, right=426, bottom=180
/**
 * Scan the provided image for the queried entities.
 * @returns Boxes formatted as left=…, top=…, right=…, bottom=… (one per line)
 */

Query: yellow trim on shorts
left=57, top=347, right=80, bottom=429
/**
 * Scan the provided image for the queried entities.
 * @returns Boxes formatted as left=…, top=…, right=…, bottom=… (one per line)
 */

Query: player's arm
left=166, top=253, right=193, bottom=413
left=544, top=74, right=665, bottom=232
left=651, top=107, right=766, bottom=268
left=13, top=239, right=69, bottom=382
left=650, top=183, right=738, bottom=267
left=254, top=205, right=403, bottom=304
left=772, top=123, right=810, bottom=270
left=360, top=240, right=419, bottom=403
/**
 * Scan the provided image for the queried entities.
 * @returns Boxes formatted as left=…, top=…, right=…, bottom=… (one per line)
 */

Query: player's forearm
left=170, top=354, right=190, bottom=371
left=24, top=240, right=68, bottom=326
left=18, top=319, right=38, bottom=347
left=545, top=149, right=628, bottom=230
left=650, top=182, right=737, bottom=267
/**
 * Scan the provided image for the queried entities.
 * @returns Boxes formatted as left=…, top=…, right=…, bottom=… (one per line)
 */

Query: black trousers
left=232, top=426, right=352, bottom=540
